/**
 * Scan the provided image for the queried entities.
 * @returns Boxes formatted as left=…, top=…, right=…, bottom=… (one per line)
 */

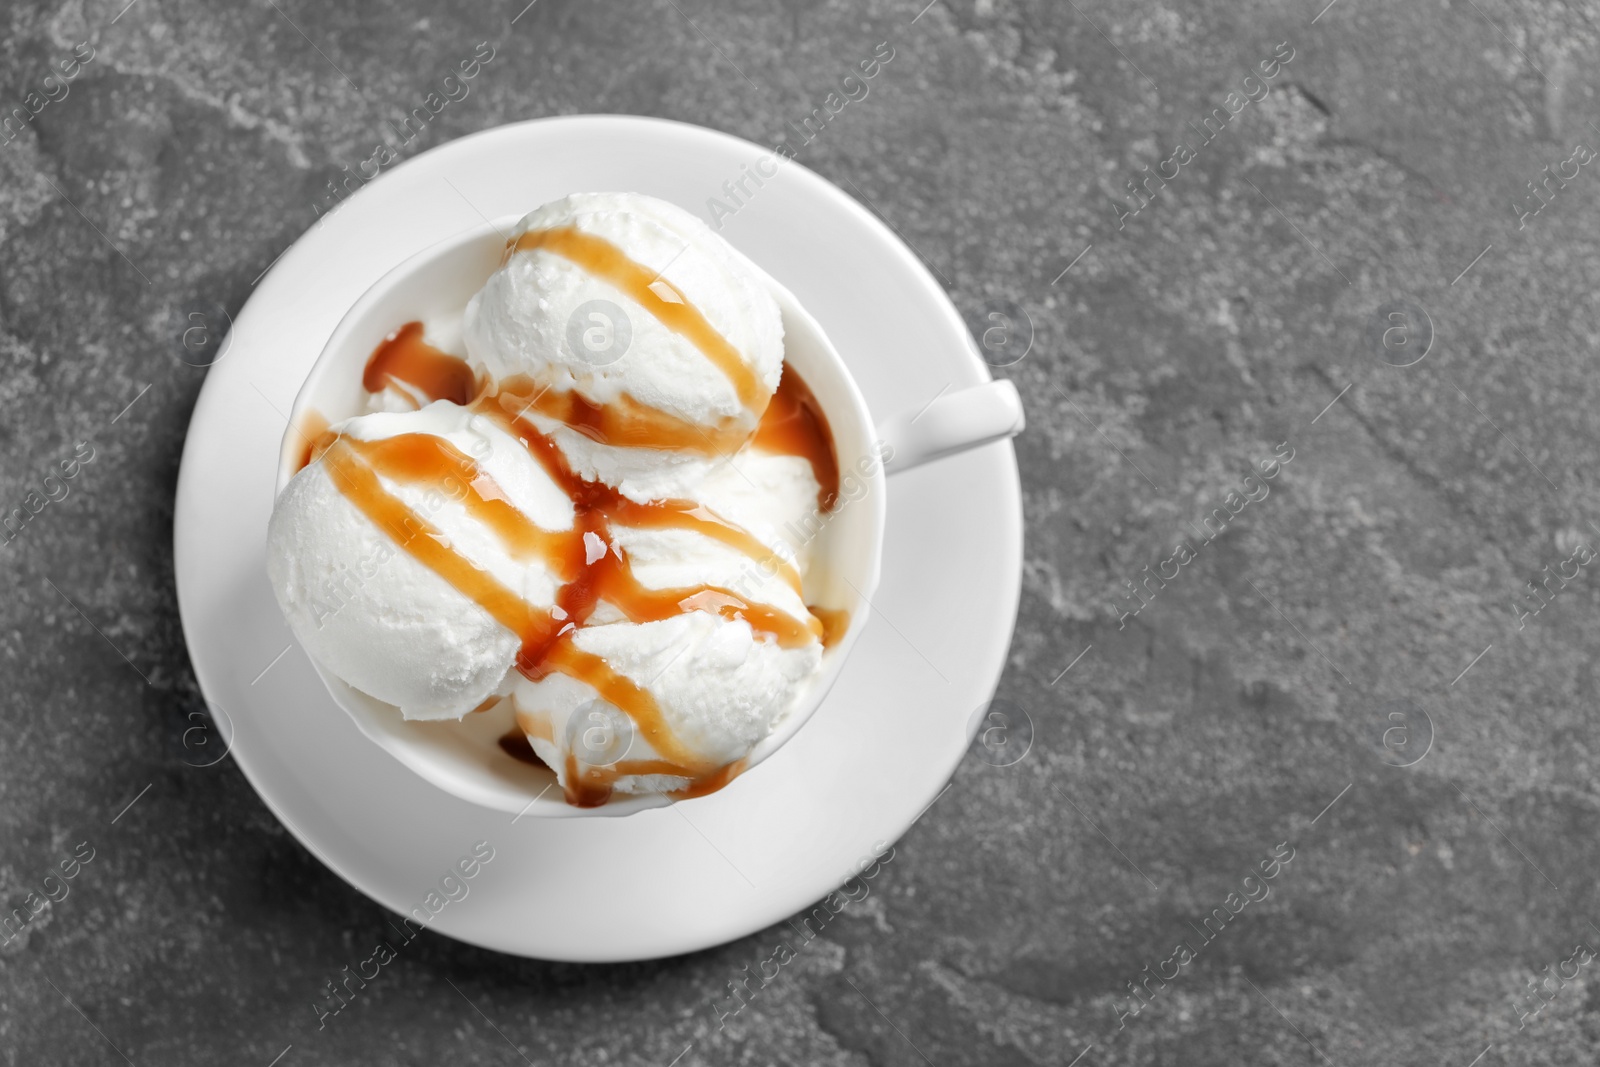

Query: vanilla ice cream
left=269, top=192, right=842, bottom=807
left=464, top=192, right=786, bottom=502
left=267, top=400, right=575, bottom=719
left=509, top=442, right=826, bottom=799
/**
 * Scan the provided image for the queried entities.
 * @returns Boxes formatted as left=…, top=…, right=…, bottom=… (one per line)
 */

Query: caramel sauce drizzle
left=291, top=410, right=332, bottom=472
left=325, top=310, right=846, bottom=805
left=536, top=642, right=714, bottom=774
left=492, top=373, right=750, bottom=456
left=350, top=432, right=583, bottom=573
left=609, top=495, right=803, bottom=597
left=320, top=439, right=566, bottom=654
left=364, top=321, right=478, bottom=406
left=511, top=225, right=767, bottom=413
left=811, top=606, right=852, bottom=649
left=750, top=362, right=839, bottom=510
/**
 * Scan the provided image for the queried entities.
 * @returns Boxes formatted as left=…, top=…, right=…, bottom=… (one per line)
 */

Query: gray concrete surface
left=5, top=0, right=1600, bottom=1063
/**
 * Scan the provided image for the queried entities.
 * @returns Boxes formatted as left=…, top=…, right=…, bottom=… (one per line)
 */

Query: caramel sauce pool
left=364, top=321, right=477, bottom=406
left=497, top=729, right=548, bottom=768
left=291, top=410, right=331, bottom=472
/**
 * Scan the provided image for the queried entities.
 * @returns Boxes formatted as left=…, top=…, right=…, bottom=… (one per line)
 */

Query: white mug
left=275, top=218, right=1023, bottom=817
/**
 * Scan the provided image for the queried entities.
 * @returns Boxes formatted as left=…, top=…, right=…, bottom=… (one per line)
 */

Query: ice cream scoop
left=464, top=192, right=786, bottom=501
left=507, top=437, right=829, bottom=802
left=267, top=399, right=577, bottom=719
left=511, top=610, right=824, bottom=801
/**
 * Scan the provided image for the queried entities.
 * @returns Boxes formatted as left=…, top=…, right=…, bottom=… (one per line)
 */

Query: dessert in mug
left=267, top=193, right=855, bottom=807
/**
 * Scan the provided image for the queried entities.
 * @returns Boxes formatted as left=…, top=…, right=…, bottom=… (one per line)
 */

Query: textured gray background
left=3, top=0, right=1600, bottom=1063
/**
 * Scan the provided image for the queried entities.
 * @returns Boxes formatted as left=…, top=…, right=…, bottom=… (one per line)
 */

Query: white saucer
left=174, top=116, right=1022, bottom=962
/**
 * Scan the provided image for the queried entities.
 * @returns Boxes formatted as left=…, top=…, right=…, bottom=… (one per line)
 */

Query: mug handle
left=878, top=380, right=1025, bottom=475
